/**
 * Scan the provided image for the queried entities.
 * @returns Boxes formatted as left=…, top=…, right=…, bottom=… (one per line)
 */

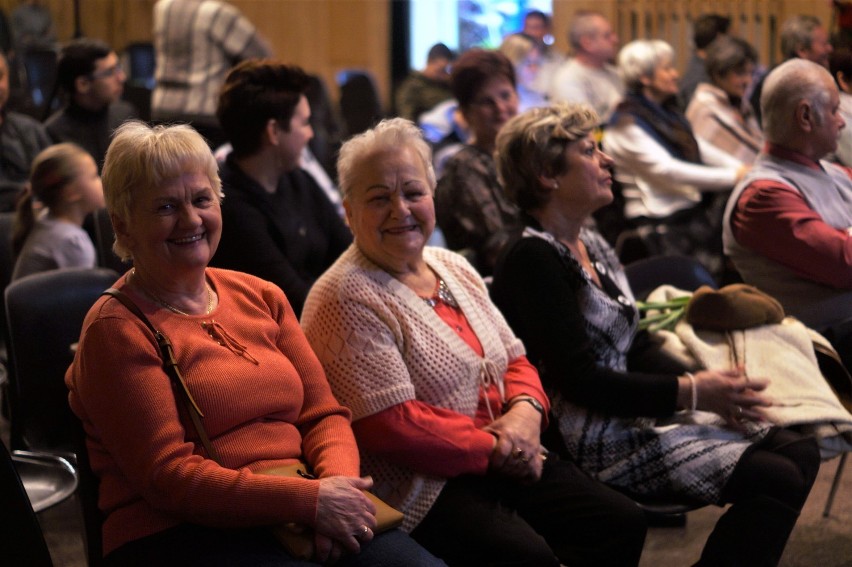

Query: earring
left=553, top=182, right=559, bottom=189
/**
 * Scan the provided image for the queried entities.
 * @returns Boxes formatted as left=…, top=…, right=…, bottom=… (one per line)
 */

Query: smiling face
left=115, top=170, right=221, bottom=279
left=547, top=133, right=614, bottom=218
left=344, top=146, right=435, bottom=274
left=641, top=55, right=680, bottom=103
left=462, top=75, right=519, bottom=150
left=715, top=63, right=754, bottom=100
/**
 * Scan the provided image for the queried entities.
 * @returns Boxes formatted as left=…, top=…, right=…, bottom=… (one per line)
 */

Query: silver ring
left=355, top=525, right=369, bottom=539
left=513, top=447, right=525, bottom=459
left=736, top=406, right=743, bottom=417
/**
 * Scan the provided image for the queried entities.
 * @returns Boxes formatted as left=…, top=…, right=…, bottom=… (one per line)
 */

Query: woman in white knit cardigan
left=301, top=118, right=647, bottom=567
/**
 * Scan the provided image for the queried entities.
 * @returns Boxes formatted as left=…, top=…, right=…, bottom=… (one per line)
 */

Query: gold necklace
left=132, top=269, right=215, bottom=316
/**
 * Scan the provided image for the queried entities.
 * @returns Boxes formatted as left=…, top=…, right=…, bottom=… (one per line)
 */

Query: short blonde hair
left=617, top=39, right=674, bottom=92
left=102, top=121, right=221, bottom=261
left=495, top=103, right=599, bottom=211
left=337, top=117, right=435, bottom=199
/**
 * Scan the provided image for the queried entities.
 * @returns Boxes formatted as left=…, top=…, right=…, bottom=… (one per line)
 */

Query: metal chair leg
left=823, top=452, right=848, bottom=518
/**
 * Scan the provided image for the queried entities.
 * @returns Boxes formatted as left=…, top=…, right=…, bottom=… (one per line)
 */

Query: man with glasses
left=45, top=38, right=137, bottom=169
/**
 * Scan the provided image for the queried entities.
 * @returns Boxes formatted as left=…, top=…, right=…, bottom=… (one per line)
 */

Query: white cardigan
left=603, top=118, right=742, bottom=219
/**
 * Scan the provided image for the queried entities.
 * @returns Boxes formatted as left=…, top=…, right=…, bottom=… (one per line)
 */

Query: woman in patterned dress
left=490, top=103, right=820, bottom=567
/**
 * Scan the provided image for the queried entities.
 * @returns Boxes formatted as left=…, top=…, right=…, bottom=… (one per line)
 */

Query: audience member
left=519, top=10, right=562, bottom=98
left=499, top=33, right=547, bottom=111
left=723, top=58, right=852, bottom=369
left=686, top=35, right=763, bottom=164
left=0, top=51, right=50, bottom=210
left=679, top=13, right=730, bottom=106
left=301, top=117, right=648, bottom=567
left=829, top=47, right=852, bottom=166
left=548, top=11, right=623, bottom=123
left=10, top=0, right=56, bottom=54
left=434, top=49, right=521, bottom=275
left=45, top=38, right=137, bottom=169
left=11, top=143, right=101, bottom=280
left=211, top=60, right=351, bottom=317
left=750, top=15, right=832, bottom=125
left=395, top=42, right=455, bottom=122
left=603, top=39, right=744, bottom=277
left=490, top=102, right=819, bottom=567
left=151, top=0, right=272, bottom=147
left=66, top=120, right=442, bottom=567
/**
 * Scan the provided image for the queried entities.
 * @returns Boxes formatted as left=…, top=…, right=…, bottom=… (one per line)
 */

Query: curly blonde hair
left=495, top=103, right=599, bottom=211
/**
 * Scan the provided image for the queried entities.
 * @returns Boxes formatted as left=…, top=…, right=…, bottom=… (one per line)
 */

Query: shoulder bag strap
left=102, top=288, right=222, bottom=464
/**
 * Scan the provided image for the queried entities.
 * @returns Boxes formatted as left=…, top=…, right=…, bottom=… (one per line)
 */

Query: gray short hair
left=617, top=39, right=674, bottom=92
left=780, top=15, right=822, bottom=60
left=568, top=11, right=606, bottom=52
left=102, top=121, right=222, bottom=261
left=761, top=58, right=833, bottom=143
left=337, top=118, right=435, bottom=200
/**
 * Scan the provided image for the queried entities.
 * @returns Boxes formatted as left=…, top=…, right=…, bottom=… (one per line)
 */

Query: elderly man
left=723, top=59, right=852, bottom=368
left=750, top=15, right=832, bottom=125
left=548, top=10, right=623, bottom=123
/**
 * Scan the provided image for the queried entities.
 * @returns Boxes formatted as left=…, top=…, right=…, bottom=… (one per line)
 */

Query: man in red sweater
left=723, top=58, right=852, bottom=368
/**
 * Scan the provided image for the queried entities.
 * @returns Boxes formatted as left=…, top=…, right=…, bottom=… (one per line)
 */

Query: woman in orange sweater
left=65, top=121, right=443, bottom=567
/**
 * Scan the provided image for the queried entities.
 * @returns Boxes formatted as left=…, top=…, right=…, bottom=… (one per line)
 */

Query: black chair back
left=5, top=267, right=119, bottom=452
left=624, top=255, right=717, bottom=301
left=92, top=208, right=132, bottom=274
left=123, top=41, right=155, bottom=89
left=0, top=443, right=54, bottom=566
left=21, top=48, right=60, bottom=120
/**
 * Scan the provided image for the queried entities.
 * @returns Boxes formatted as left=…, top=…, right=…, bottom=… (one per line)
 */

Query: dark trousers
left=697, top=428, right=820, bottom=567
left=104, top=525, right=444, bottom=567
left=410, top=455, right=647, bottom=567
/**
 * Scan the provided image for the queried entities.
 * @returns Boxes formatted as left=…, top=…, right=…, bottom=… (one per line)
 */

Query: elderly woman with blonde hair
left=65, top=120, right=442, bottom=567
left=301, top=116, right=647, bottom=566
left=490, top=103, right=820, bottom=567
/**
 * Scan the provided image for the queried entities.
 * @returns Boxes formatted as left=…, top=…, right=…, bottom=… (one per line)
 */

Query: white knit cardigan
left=301, top=245, right=526, bottom=531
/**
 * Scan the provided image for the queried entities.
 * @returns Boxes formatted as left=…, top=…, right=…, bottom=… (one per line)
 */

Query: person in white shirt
left=548, top=11, right=623, bottom=123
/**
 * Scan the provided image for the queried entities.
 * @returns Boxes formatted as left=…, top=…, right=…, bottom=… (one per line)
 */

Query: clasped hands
left=313, top=475, right=377, bottom=564
left=484, top=399, right=546, bottom=482
left=688, top=367, right=772, bottom=430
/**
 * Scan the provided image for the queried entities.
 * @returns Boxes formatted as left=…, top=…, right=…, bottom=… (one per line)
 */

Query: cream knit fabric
left=302, top=245, right=526, bottom=531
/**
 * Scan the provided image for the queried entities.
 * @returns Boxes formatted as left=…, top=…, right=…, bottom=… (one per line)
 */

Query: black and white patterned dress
left=492, top=224, right=770, bottom=504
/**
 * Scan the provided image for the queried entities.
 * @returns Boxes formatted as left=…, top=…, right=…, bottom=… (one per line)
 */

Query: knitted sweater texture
left=301, top=245, right=526, bottom=531
left=66, top=268, right=358, bottom=556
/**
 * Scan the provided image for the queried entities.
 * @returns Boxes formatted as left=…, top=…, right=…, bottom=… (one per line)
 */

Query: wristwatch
left=505, top=396, right=544, bottom=416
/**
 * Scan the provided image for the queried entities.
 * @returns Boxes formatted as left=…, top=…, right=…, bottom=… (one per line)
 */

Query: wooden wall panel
left=0, top=0, right=834, bottom=107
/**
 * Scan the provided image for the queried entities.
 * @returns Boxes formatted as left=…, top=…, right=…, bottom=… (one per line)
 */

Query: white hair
left=617, top=39, right=674, bottom=91
left=761, top=58, right=834, bottom=143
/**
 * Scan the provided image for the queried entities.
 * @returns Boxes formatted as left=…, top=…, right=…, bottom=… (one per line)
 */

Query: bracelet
left=503, top=396, right=544, bottom=417
left=685, top=372, right=697, bottom=412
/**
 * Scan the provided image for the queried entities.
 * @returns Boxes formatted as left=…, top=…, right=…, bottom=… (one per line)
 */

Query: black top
left=490, top=220, right=684, bottom=418
left=44, top=99, right=137, bottom=169
left=212, top=156, right=352, bottom=316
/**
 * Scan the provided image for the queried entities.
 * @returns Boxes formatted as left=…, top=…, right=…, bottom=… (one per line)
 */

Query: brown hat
left=685, top=284, right=785, bottom=331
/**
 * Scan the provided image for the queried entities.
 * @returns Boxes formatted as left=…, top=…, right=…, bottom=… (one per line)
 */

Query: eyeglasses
left=89, top=65, right=123, bottom=80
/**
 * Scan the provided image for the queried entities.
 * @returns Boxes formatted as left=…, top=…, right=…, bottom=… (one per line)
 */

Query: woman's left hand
left=483, top=401, right=544, bottom=482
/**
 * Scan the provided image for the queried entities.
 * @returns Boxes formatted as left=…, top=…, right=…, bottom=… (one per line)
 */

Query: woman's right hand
left=313, top=476, right=377, bottom=562
left=683, top=368, right=771, bottom=428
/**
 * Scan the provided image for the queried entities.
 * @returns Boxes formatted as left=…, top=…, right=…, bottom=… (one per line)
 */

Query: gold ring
left=355, top=525, right=369, bottom=539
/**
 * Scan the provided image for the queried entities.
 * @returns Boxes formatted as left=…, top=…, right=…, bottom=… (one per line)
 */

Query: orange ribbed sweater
left=65, top=268, right=358, bottom=556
